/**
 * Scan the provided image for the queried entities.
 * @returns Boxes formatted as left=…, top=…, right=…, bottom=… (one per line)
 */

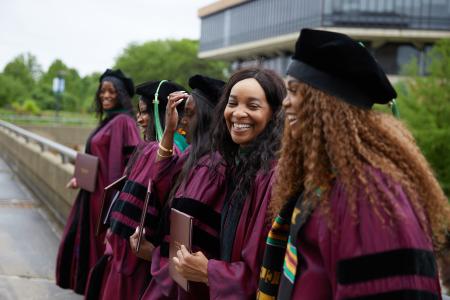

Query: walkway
left=0, top=157, right=81, bottom=300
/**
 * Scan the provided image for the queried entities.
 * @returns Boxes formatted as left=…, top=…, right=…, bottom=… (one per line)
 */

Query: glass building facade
left=199, top=0, right=450, bottom=75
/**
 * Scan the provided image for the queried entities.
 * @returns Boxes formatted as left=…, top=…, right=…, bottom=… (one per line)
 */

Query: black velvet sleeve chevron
left=337, top=248, right=439, bottom=300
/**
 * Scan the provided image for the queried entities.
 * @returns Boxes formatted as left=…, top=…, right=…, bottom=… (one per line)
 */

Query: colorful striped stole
left=257, top=195, right=298, bottom=299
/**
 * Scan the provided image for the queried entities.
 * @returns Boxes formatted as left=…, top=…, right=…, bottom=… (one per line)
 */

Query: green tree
left=0, top=74, right=28, bottom=107
left=1, top=53, right=42, bottom=107
left=397, top=39, right=450, bottom=196
left=37, top=59, right=86, bottom=111
left=3, top=53, right=41, bottom=92
left=79, top=72, right=101, bottom=112
left=115, top=39, right=228, bottom=88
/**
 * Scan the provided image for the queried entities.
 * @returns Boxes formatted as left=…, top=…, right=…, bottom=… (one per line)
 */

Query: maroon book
left=169, top=208, right=193, bottom=292
left=135, top=179, right=152, bottom=252
left=96, top=175, right=127, bottom=236
left=74, top=153, right=99, bottom=192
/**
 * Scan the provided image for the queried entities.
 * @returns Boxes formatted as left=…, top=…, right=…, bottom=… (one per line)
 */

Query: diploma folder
left=135, top=180, right=153, bottom=253
left=95, top=175, right=127, bottom=236
left=74, top=153, right=99, bottom=192
left=169, top=208, right=193, bottom=292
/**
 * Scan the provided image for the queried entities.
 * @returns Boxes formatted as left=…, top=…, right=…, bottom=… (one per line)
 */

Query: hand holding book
left=130, top=227, right=155, bottom=261
left=172, top=244, right=209, bottom=286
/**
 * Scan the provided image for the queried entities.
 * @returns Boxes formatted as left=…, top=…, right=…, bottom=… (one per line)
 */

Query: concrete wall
left=0, top=127, right=78, bottom=225
left=20, top=125, right=94, bottom=150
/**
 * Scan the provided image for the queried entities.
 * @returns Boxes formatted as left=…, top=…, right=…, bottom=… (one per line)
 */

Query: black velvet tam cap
left=135, top=80, right=185, bottom=105
left=100, top=69, right=135, bottom=97
left=286, top=28, right=397, bottom=108
left=188, top=74, right=225, bottom=106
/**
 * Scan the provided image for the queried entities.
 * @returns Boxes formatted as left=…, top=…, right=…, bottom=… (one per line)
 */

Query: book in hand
left=135, top=179, right=152, bottom=253
left=96, top=175, right=127, bottom=236
left=74, top=153, right=99, bottom=192
left=169, top=208, right=193, bottom=292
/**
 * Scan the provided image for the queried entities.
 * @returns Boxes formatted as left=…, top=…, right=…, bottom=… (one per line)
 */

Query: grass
left=0, top=108, right=97, bottom=126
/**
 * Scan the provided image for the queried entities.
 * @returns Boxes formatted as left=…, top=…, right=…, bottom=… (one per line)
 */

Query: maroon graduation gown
left=141, top=152, right=227, bottom=300
left=84, top=142, right=183, bottom=300
left=207, top=166, right=276, bottom=300
left=55, top=113, right=140, bottom=294
left=288, top=169, right=443, bottom=299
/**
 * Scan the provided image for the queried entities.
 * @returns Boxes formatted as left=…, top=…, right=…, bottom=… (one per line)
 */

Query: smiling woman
left=224, top=78, right=273, bottom=146
left=55, top=69, right=141, bottom=295
left=179, top=67, right=286, bottom=299
left=99, top=81, right=118, bottom=110
left=259, top=28, right=450, bottom=300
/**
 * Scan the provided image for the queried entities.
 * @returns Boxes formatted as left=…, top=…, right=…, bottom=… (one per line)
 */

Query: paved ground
left=0, top=157, right=81, bottom=300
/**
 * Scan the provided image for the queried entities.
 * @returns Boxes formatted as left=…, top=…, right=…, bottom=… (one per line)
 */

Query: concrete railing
left=0, top=120, right=77, bottom=164
left=20, top=124, right=92, bottom=150
left=0, top=119, right=78, bottom=224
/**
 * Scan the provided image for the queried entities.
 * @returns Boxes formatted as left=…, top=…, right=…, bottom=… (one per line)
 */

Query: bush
left=397, top=38, right=450, bottom=197
left=11, top=99, right=41, bottom=115
left=22, top=99, right=41, bottom=115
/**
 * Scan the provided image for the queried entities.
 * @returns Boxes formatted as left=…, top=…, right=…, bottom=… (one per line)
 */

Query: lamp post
left=52, top=71, right=65, bottom=119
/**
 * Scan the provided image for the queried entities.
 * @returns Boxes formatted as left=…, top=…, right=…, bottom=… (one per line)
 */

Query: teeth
left=287, top=115, right=297, bottom=122
left=233, top=123, right=251, bottom=129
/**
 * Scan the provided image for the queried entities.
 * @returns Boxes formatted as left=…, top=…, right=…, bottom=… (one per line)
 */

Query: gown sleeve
left=317, top=174, right=442, bottom=300
left=149, top=147, right=190, bottom=205
left=207, top=171, right=275, bottom=300
left=107, top=115, right=141, bottom=184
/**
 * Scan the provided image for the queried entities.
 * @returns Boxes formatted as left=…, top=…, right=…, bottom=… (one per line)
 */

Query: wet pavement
left=0, top=157, right=81, bottom=300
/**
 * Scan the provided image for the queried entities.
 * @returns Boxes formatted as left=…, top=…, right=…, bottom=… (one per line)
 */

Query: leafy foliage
left=0, top=39, right=228, bottom=113
left=397, top=39, right=450, bottom=196
left=115, top=39, right=228, bottom=88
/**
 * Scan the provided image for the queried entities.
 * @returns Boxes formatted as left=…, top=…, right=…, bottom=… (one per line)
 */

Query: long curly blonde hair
left=271, top=82, right=450, bottom=253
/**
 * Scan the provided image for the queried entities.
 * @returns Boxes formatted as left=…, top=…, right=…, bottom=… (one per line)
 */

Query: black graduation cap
left=188, top=74, right=225, bottom=106
left=135, top=80, right=186, bottom=106
left=100, top=69, right=135, bottom=97
left=286, top=28, right=397, bottom=109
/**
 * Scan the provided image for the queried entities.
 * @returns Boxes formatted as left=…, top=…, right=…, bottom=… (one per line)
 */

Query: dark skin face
left=180, top=95, right=196, bottom=144
left=99, top=81, right=119, bottom=110
left=224, top=78, right=273, bottom=146
left=136, top=99, right=150, bottom=135
left=283, top=75, right=303, bottom=139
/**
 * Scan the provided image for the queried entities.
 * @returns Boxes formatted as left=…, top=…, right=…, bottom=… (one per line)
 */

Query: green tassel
left=390, top=99, right=400, bottom=118
left=153, top=80, right=168, bottom=141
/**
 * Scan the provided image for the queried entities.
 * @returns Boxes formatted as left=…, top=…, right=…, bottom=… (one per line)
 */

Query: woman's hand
left=165, top=91, right=188, bottom=134
left=66, top=177, right=78, bottom=189
left=129, top=227, right=155, bottom=261
left=172, top=245, right=209, bottom=285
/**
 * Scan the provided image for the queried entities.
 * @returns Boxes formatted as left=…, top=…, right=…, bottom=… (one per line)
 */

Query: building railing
left=199, top=0, right=450, bottom=52
left=0, top=119, right=77, bottom=164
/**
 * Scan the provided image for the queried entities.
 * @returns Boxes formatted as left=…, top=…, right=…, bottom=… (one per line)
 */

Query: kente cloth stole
left=279, top=184, right=333, bottom=299
left=256, top=193, right=301, bottom=300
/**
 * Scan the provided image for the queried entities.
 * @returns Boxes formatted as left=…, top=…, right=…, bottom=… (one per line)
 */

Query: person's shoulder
left=112, top=113, right=135, bottom=124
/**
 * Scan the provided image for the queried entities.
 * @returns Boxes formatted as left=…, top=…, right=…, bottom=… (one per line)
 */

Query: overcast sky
left=0, top=0, right=215, bottom=76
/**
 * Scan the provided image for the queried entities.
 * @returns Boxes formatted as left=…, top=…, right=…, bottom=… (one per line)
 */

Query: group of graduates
left=55, top=28, right=450, bottom=300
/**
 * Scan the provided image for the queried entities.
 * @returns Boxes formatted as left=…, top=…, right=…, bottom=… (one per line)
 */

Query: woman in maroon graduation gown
left=259, top=28, right=450, bottom=300
left=134, top=74, right=226, bottom=300
left=84, top=80, right=188, bottom=300
left=56, top=69, right=141, bottom=294
left=169, top=68, right=286, bottom=299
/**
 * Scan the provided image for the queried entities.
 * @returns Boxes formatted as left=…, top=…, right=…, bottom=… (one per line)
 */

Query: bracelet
left=157, top=148, right=173, bottom=158
left=158, top=143, right=173, bottom=153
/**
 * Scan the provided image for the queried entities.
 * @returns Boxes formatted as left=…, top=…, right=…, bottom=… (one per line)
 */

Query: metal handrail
left=0, top=119, right=77, bottom=164
left=0, top=114, right=96, bottom=125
